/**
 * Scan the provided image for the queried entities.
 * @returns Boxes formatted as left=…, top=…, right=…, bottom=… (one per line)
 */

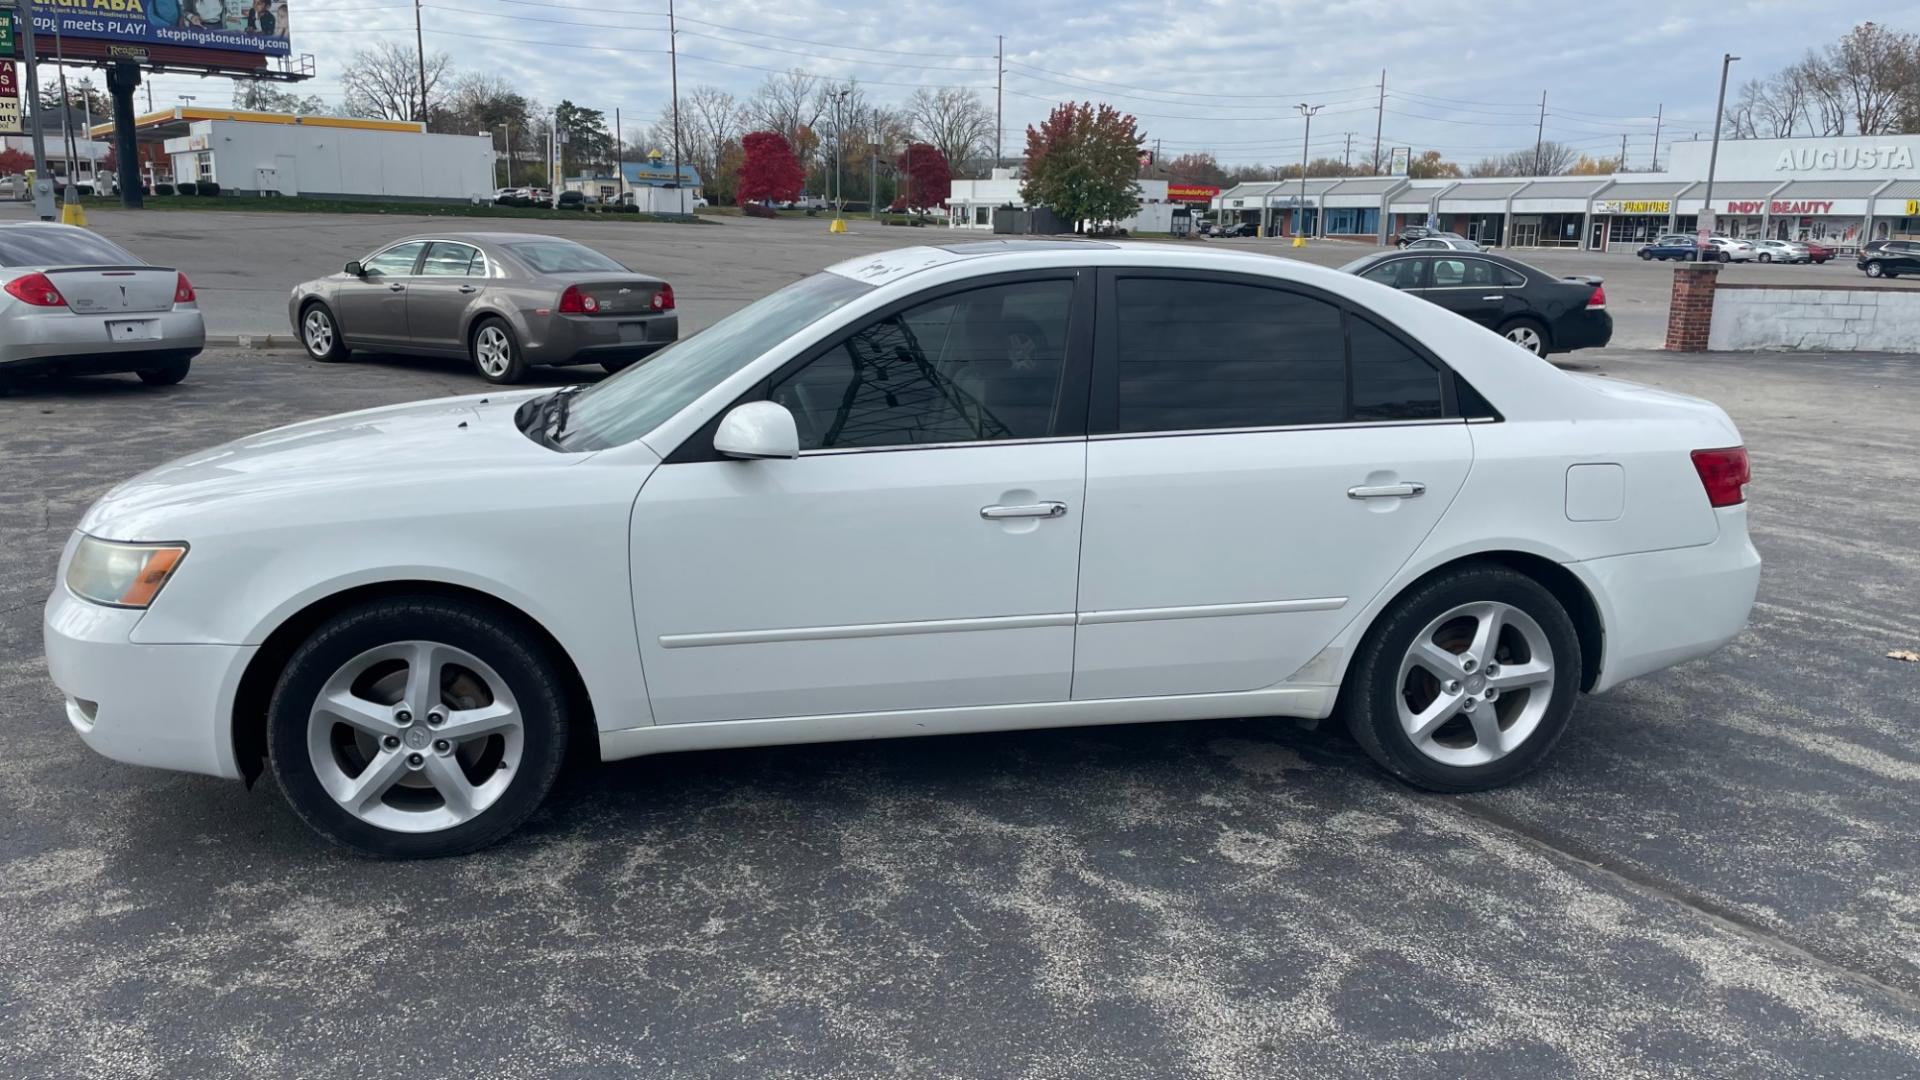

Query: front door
left=1590, top=218, right=1607, bottom=250
left=405, top=241, right=485, bottom=353
left=334, top=240, right=426, bottom=348
left=1074, top=270, right=1473, bottom=700
left=629, top=273, right=1092, bottom=725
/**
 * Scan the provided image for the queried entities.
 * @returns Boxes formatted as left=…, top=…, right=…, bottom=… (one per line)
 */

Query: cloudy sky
left=123, top=0, right=1916, bottom=168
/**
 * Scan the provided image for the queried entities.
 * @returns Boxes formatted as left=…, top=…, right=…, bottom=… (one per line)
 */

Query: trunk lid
left=46, top=266, right=178, bottom=315
left=558, top=276, right=667, bottom=316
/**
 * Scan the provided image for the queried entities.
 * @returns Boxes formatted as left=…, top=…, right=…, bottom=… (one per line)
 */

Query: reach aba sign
left=30, top=0, right=292, bottom=57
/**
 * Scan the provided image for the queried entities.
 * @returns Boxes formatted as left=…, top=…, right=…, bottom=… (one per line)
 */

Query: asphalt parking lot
left=2, top=341, right=1917, bottom=1077
left=8, top=203, right=1907, bottom=351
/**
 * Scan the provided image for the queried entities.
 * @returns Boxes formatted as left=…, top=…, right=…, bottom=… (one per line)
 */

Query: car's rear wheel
left=301, top=303, right=349, bottom=362
left=1499, top=318, right=1549, bottom=356
left=1717, top=251, right=1731, bottom=263
left=1865, top=261, right=1886, bottom=278
left=136, top=357, right=191, bottom=386
left=266, top=597, right=570, bottom=857
left=1342, top=565, right=1582, bottom=792
left=470, top=318, right=526, bottom=384
left=1758, top=252, right=1772, bottom=263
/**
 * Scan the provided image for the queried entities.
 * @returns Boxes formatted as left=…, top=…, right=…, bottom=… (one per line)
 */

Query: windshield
left=0, top=226, right=141, bottom=267
left=507, top=241, right=627, bottom=274
left=556, top=271, right=875, bottom=451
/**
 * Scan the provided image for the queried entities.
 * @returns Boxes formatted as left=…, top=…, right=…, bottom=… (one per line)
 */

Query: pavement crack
left=1448, top=797, right=1920, bottom=1012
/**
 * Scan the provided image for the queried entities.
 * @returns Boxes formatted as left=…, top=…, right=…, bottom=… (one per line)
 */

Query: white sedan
left=45, top=242, right=1761, bottom=857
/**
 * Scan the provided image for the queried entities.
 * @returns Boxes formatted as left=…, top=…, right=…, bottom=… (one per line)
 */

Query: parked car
left=1402, top=236, right=1487, bottom=252
left=1858, top=239, right=1920, bottom=278
left=1214, top=222, right=1258, bottom=237
left=53, top=240, right=1758, bottom=856
left=1702, top=236, right=1755, bottom=263
left=0, top=174, right=32, bottom=201
left=289, top=233, right=678, bottom=383
left=1637, top=235, right=1700, bottom=261
left=1751, top=239, right=1810, bottom=264
left=1802, top=240, right=1835, bottom=264
left=1341, top=248, right=1611, bottom=357
left=556, top=190, right=587, bottom=210
left=1395, top=226, right=1439, bottom=246
left=0, top=223, right=203, bottom=391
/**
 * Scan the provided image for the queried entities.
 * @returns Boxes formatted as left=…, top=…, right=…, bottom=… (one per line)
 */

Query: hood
left=81, top=390, right=571, bottom=539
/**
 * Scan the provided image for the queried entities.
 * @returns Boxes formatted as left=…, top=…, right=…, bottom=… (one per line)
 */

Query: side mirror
left=344, top=260, right=364, bottom=277
left=713, top=401, right=799, bottom=460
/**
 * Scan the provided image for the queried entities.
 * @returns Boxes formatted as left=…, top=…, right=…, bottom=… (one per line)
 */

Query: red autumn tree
left=736, top=130, right=804, bottom=206
left=894, top=142, right=950, bottom=211
left=0, top=148, right=32, bottom=175
left=1021, top=101, right=1144, bottom=229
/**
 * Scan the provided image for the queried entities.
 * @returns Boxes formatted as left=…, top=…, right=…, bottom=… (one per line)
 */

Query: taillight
left=557, top=284, right=599, bottom=314
left=1586, top=283, right=1607, bottom=310
left=1691, top=446, right=1750, bottom=508
left=650, top=283, right=675, bottom=312
left=173, top=272, right=196, bottom=303
left=4, top=272, right=67, bottom=307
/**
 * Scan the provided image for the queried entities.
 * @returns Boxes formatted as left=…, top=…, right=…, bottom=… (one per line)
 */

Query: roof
left=1597, top=180, right=1693, bottom=199
left=1515, top=178, right=1613, bottom=197
left=1876, top=179, right=1920, bottom=198
left=1439, top=181, right=1528, bottom=201
left=1325, top=177, right=1405, bottom=194
left=1689, top=181, right=1779, bottom=198
left=1773, top=179, right=1890, bottom=198
left=89, top=106, right=424, bottom=143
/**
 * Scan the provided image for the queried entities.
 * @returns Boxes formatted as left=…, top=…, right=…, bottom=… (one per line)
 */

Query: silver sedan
left=288, top=232, right=679, bottom=384
left=0, top=223, right=205, bottom=389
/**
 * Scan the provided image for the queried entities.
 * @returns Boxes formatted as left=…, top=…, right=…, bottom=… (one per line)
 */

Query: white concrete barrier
left=1708, top=284, right=1920, bottom=352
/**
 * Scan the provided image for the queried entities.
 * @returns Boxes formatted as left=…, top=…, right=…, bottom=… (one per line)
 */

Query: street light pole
left=16, top=0, right=55, bottom=219
left=413, top=0, right=428, bottom=129
left=833, top=87, right=849, bottom=223
left=1700, top=54, right=1739, bottom=242
left=1295, top=102, right=1321, bottom=239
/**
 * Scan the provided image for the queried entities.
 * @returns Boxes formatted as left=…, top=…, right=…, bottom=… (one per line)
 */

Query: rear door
left=1073, top=269, right=1473, bottom=700
left=1357, top=255, right=1428, bottom=293
left=334, top=241, right=426, bottom=348
left=1422, top=256, right=1521, bottom=329
left=404, top=241, right=484, bottom=353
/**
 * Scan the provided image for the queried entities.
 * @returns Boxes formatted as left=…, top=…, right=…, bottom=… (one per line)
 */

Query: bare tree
left=905, top=87, right=995, bottom=178
left=745, top=68, right=827, bottom=159
left=1468, top=141, right=1579, bottom=177
left=1825, top=22, right=1915, bottom=134
left=1730, top=72, right=1809, bottom=138
left=342, top=40, right=451, bottom=122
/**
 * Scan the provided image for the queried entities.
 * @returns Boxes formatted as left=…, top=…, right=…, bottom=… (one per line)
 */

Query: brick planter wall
left=1663, top=263, right=1721, bottom=352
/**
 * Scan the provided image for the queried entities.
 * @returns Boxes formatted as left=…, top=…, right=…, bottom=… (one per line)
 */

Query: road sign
left=0, top=62, right=20, bottom=136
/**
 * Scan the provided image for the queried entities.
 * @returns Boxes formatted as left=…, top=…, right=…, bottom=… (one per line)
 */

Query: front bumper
left=44, top=585, right=251, bottom=780
left=1576, top=505, right=1761, bottom=694
left=524, top=312, right=679, bottom=367
left=0, top=307, right=205, bottom=366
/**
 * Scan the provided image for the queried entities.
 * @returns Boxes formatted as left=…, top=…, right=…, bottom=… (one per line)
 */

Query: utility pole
left=1701, top=54, right=1739, bottom=240
left=1619, top=133, right=1628, bottom=172
left=668, top=0, right=682, bottom=211
left=1343, top=132, right=1353, bottom=170
left=145, top=81, right=152, bottom=112
left=1650, top=103, right=1663, bottom=171
left=18, top=0, right=55, bottom=219
left=615, top=106, right=623, bottom=205
left=994, top=35, right=1003, bottom=165
left=1296, top=102, right=1321, bottom=239
left=1532, top=90, right=1546, bottom=175
left=869, top=145, right=877, bottom=219
left=413, top=0, right=428, bottom=128
left=503, top=121, right=512, bottom=187
left=1371, top=69, right=1385, bottom=175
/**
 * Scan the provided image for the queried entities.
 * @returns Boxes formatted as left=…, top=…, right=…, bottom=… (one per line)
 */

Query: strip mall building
left=1211, top=133, right=1920, bottom=252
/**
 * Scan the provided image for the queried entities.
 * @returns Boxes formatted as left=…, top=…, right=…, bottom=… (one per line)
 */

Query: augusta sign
left=1773, top=145, right=1913, bottom=172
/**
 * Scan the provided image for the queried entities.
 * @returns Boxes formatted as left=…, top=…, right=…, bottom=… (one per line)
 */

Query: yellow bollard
left=1291, top=235, right=1306, bottom=248
left=829, top=217, right=847, bottom=234
left=61, top=201, right=88, bottom=227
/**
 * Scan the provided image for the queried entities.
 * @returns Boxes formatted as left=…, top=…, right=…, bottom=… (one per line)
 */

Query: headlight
left=65, top=537, right=189, bottom=609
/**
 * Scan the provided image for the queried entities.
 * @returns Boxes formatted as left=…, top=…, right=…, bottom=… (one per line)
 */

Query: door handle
left=388, top=283, right=406, bottom=292
left=1348, top=482, right=1426, bottom=500
left=980, top=501, right=1068, bottom=520
left=458, top=285, right=478, bottom=294
left=1481, top=294, right=1504, bottom=300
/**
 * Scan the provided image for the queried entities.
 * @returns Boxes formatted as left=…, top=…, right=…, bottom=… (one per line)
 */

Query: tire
left=1758, top=252, right=1771, bottom=263
left=1865, top=261, right=1885, bottom=278
left=300, top=302, right=349, bottom=362
left=469, top=317, right=527, bottom=384
left=1637, top=249, right=1651, bottom=260
left=266, top=596, right=571, bottom=858
left=1341, top=564, right=1583, bottom=793
left=1717, top=251, right=1731, bottom=263
left=1498, top=317, right=1550, bottom=357
left=136, top=357, right=191, bottom=385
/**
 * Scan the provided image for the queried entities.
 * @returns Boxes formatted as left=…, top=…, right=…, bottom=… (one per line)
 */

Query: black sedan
left=1340, top=249, right=1611, bottom=357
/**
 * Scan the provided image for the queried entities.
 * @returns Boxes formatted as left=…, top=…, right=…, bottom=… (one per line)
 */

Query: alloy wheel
left=303, top=309, right=334, bottom=357
left=1504, top=325, right=1545, bottom=355
left=305, top=640, right=525, bottom=834
left=1394, top=601, right=1555, bottom=767
left=475, top=326, right=512, bottom=378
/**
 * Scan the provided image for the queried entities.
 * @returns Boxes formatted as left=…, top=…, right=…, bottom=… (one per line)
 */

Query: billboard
left=0, top=63, right=18, bottom=135
left=1388, top=146, right=1411, bottom=177
left=28, top=0, right=291, bottom=58
left=1167, top=183, right=1220, bottom=204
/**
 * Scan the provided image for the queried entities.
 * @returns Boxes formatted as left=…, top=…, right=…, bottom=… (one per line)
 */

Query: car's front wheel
left=1499, top=318, right=1549, bottom=356
left=1718, top=251, right=1732, bottom=263
left=1758, top=252, right=1772, bottom=263
left=1865, top=261, right=1886, bottom=278
left=266, top=596, right=571, bottom=857
left=1342, top=565, right=1582, bottom=792
left=1637, top=249, right=1652, bottom=260
left=470, top=318, right=527, bottom=384
left=300, top=302, right=350, bottom=362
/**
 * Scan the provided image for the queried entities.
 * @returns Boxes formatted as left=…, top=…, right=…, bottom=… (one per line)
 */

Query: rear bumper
left=1551, top=311, right=1613, bottom=353
left=524, top=312, right=679, bottom=367
left=44, top=584, right=249, bottom=780
left=0, top=307, right=205, bottom=367
left=1576, top=505, right=1761, bottom=694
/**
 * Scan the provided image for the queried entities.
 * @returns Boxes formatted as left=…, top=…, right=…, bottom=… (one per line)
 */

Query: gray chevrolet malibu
left=289, top=232, right=678, bottom=384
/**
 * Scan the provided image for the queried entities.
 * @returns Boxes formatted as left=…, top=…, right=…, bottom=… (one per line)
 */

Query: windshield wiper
left=542, top=385, right=584, bottom=445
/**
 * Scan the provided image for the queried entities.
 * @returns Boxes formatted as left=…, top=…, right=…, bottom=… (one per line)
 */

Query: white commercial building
left=164, top=118, right=495, bottom=201
left=1210, top=132, right=1920, bottom=253
left=947, top=168, right=1176, bottom=232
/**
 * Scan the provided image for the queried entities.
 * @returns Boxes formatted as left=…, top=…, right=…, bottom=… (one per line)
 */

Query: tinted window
left=771, top=280, right=1073, bottom=450
left=1360, top=258, right=1426, bottom=289
left=1496, top=264, right=1526, bottom=287
left=1350, top=317, right=1442, bottom=421
left=0, top=225, right=140, bottom=267
left=1429, top=258, right=1501, bottom=287
left=507, top=241, right=626, bottom=274
left=1113, top=278, right=1344, bottom=432
left=420, top=242, right=480, bottom=276
left=363, top=242, right=426, bottom=276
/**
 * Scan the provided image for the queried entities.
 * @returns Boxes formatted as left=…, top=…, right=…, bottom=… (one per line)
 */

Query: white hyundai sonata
left=45, top=241, right=1760, bottom=857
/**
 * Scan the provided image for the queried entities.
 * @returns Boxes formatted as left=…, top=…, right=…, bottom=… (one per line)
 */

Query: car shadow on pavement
left=339, top=351, right=608, bottom=387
